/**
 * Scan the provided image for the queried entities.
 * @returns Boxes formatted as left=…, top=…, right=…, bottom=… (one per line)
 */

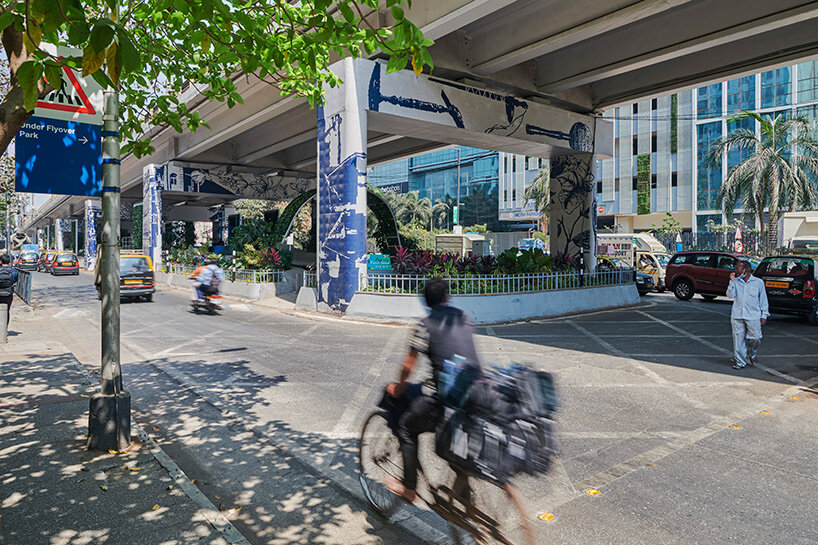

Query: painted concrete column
left=143, top=164, right=164, bottom=270
left=549, top=153, right=597, bottom=271
left=84, top=200, right=101, bottom=270
left=316, top=58, right=368, bottom=311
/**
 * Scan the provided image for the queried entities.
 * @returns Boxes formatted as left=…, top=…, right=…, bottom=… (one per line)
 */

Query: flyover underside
left=315, top=58, right=611, bottom=311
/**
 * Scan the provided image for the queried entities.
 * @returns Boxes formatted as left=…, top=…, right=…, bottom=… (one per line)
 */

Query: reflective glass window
left=798, top=61, right=818, bottom=103
left=697, top=84, right=722, bottom=119
left=761, top=67, right=791, bottom=108
left=726, top=76, right=755, bottom=114
left=726, top=117, right=755, bottom=171
left=696, top=122, right=722, bottom=210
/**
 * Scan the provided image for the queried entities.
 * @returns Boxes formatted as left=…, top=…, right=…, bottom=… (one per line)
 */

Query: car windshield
left=20, top=252, right=37, bottom=260
left=121, top=256, right=150, bottom=273
left=519, top=239, right=536, bottom=249
left=56, top=253, right=75, bottom=262
left=756, top=257, right=814, bottom=278
left=654, top=254, right=670, bottom=267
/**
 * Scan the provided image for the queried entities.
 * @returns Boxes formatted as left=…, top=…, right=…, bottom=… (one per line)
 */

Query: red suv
left=665, top=251, right=759, bottom=301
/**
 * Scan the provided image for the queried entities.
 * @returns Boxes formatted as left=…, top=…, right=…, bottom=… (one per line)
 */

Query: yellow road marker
left=585, top=488, right=600, bottom=496
left=789, top=395, right=799, bottom=400
left=729, top=424, right=741, bottom=429
left=538, top=512, right=555, bottom=521
left=759, top=410, right=770, bottom=414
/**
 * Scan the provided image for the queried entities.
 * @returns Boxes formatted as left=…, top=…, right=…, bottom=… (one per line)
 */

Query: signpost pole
left=87, top=37, right=130, bottom=450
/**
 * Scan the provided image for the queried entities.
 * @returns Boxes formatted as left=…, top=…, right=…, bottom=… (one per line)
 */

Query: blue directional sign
left=15, top=115, right=102, bottom=196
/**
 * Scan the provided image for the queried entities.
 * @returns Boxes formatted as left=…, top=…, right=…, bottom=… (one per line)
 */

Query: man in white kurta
left=726, top=260, right=769, bottom=369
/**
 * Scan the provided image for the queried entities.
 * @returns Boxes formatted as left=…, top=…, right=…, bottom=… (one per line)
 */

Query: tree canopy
left=0, top=0, right=433, bottom=157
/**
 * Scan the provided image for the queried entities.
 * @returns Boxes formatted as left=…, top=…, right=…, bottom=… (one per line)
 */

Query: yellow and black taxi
left=37, top=251, right=57, bottom=272
left=754, top=255, right=818, bottom=325
left=51, top=252, right=80, bottom=275
left=96, top=252, right=155, bottom=302
left=16, top=250, right=39, bottom=271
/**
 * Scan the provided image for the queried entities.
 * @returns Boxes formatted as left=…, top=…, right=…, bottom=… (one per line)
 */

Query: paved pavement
left=3, top=270, right=817, bottom=544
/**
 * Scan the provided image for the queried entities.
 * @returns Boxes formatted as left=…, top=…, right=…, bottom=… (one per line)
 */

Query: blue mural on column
left=84, top=200, right=101, bottom=270
left=143, top=164, right=164, bottom=269
left=549, top=155, right=596, bottom=265
left=316, top=105, right=368, bottom=310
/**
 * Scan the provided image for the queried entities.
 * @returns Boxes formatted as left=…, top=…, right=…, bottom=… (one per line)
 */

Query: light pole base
left=87, top=391, right=131, bottom=451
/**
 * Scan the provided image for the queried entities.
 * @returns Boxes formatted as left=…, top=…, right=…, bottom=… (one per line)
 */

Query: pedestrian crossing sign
left=33, top=45, right=103, bottom=125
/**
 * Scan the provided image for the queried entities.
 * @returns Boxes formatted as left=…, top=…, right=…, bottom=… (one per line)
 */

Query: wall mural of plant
left=549, top=155, right=595, bottom=261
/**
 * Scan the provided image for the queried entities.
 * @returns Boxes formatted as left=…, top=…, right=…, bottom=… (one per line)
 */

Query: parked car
left=16, top=251, right=39, bottom=271
left=38, top=251, right=57, bottom=272
left=665, top=251, right=759, bottom=301
left=51, top=252, right=80, bottom=275
left=96, top=252, right=155, bottom=302
left=754, top=255, right=818, bottom=325
left=635, top=271, right=655, bottom=295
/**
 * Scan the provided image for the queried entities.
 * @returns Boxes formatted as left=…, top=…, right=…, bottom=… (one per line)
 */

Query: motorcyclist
left=384, top=277, right=480, bottom=503
left=195, top=257, right=225, bottom=301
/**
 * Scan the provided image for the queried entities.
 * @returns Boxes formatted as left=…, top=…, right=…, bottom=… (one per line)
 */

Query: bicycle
left=358, top=406, right=535, bottom=545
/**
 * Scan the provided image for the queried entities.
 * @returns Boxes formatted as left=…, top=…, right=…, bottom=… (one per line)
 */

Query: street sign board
left=14, top=45, right=104, bottom=196
left=15, top=116, right=102, bottom=196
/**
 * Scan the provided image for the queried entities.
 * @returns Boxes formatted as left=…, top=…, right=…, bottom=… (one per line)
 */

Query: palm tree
left=524, top=162, right=550, bottom=232
left=707, top=111, right=818, bottom=251
left=432, top=199, right=450, bottom=229
left=393, top=190, right=432, bottom=227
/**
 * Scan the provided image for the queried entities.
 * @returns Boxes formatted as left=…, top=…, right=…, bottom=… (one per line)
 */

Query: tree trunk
left=0, top=24, right=52, bottom=159
left=767, top=212, right=780, bottom=253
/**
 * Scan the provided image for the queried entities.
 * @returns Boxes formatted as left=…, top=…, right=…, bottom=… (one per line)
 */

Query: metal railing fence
left=163, top=263, right=284, bottom=283
left=14, top=269, right=31, bottom=305
left=360, top=268, right=633, bottom=295
left=303, top=270, right=316, bottom=288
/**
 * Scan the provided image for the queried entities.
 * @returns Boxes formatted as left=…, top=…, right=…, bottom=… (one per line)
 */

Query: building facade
left=597, top=59, right=818, bottom=234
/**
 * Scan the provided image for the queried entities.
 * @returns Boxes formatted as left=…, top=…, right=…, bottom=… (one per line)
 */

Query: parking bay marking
left=636, top=310, right=811, bottom=387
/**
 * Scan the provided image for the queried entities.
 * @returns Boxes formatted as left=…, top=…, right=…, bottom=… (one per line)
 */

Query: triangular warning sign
left=37, top=65, right=96, bottom=115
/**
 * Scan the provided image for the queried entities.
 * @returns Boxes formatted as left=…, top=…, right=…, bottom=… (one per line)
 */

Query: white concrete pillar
left=550, top=153, right=597, bottom=272
left=54, top=219, right=64, bottom=251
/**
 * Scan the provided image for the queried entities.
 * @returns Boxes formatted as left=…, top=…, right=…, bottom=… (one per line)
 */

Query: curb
left=69, top=357, right=250, bottom=545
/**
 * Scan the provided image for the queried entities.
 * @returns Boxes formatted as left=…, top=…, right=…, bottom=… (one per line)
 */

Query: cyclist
left=195, top=257, right=225, bottom=301
left=385, top=277, right=480, bottom=502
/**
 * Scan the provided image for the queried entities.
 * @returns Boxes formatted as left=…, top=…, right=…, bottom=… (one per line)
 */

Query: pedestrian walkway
left=0, top=302, right=247, bottom=545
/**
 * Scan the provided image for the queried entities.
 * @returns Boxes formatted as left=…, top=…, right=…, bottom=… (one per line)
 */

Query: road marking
left=568, top=320, right=707, bottom=409
left=637, top=310, right=811, bottom=387
left=151, top=335, right=211, bottom=358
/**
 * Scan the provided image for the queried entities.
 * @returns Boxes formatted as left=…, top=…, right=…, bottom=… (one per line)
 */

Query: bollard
left=0, top=304, right=7, bottom=343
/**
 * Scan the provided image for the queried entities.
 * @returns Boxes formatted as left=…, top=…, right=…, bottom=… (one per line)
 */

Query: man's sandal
left=732, top=364, right=744, bottom=369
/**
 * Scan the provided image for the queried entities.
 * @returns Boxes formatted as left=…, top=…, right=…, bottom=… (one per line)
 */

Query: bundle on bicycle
left=358, top=278, right=559, bottom=545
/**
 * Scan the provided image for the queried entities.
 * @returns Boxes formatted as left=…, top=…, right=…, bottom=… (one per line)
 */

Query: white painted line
left=636, top=310, right=810, bottom=387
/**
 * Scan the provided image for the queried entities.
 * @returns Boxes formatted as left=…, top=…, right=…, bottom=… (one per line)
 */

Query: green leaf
left=386, top=53, right=407, bottom=73
left=117, top=30, right=140, bottom=72
left=22, top=23, right=43, bottom=52
left=106, top=42, right=120, bottom=87
left=90, top=69, right=114, bottom=89
left=43, top=64, right=62, bottom=89
left=338, top=3, right=355, bottom=23
left=17, top=61, right=42, bottom=112
left=391, top=6, right=404, bottom=19
left=0, top=13, right=18, bottom=32
left=89, top=21, right=115, bottom=53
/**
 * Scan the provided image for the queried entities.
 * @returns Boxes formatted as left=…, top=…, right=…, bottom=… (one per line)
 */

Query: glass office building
left=597, top=58, right=818, bottom=234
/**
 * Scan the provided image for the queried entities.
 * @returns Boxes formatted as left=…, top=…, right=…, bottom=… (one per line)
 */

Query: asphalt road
left=26, top=270, right=818, bottom=545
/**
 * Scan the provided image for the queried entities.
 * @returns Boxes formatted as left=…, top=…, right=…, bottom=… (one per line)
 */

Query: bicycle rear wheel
left=358, top=411, right=403, bottom=517
left=449, top=479, right=534, bottom=545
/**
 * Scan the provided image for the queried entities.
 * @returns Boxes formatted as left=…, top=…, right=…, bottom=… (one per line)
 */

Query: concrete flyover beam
left=536, top=1, right=818, bottom=94
left=470, top=0, right=694, bottom=75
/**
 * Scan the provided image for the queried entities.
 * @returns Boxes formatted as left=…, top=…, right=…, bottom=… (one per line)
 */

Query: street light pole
left=87, top=16, right=130, bottom=450
left=455, top=147, right=461, bottom=226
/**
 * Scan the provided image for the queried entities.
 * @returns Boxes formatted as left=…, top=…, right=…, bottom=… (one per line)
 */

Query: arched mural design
left=270, top=189, right=401, bottom=252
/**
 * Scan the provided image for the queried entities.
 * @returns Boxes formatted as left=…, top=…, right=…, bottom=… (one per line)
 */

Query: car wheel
left=702, top=294, right=717, bottom=301
left=144, top=293, right=153, bottom=302
left=673, top=279, right=694, bottom=301
left=808, top=305, right=818, bottom=325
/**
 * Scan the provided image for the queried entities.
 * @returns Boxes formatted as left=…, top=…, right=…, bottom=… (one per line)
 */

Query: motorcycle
left=191, top=293, right=222, bottom=314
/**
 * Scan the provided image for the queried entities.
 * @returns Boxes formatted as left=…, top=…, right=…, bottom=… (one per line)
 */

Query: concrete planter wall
left=156, top=268, right=301, bottom=299
left=296, top=284, right=640, bottom=324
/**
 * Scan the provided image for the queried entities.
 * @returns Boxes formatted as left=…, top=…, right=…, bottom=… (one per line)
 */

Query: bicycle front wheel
left=358, top=411, right=403, bottom=517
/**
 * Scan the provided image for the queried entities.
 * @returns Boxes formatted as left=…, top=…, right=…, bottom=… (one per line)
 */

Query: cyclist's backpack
left=0, top=268, right=14, bottom=292
left=508, top=365, right=558, bottom=419
left=207, top=266, right=220, bottom=291
left=437, top=354, right=480, bottom=409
